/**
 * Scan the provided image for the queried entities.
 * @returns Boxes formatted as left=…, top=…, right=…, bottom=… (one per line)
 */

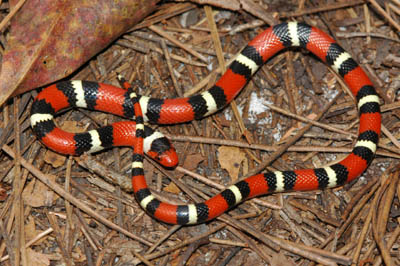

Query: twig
left=205, top=5, right=252, bottom=143
left=1, top=145, right=153, bottom=246
left=0, top=228, right=53, bottom=263
left=0, top=0, right=27, bottom=32
left=368, top=0, right=400, bottom=32
left=242, top=91, right=342, bottom=178
left=145, top=225, right=181, bottom=254
left=371, top=173, right=395, bottom=266
left=168, top=135, right=400, bottom=158
left=149, top=25, right=209, bottom=63
left=382, top=124, right=400, bottom=150
left=46, top=212, right=72, bottom=265
left=160, top=39, right=182, bottom=96
left=144, top=224, right=226, bottom=260
left=336, top=31, right=400, bottom=43
left=279, top=0, right=365, bottom=18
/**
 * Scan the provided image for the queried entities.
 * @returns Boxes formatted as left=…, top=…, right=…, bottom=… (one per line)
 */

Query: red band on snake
left=31, top=22, right=381, bottom=225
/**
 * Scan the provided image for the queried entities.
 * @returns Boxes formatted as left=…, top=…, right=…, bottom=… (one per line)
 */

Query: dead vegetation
left=0, top=0, right=400, bottom=265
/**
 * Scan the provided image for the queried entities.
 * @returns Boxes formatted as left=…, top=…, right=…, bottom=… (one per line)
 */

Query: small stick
left=1, top=145, right=153, bottom=246
left=145, top=225, right=181, bottom=254
left=279, top=0, right=365, bottom=18
left=336, top=31, right=400, bottom=43
left=368, top=0, right=400, bottom=32
left=149, top=25, right=208, bottom=63
left=0, top=0, right=27, bottom=32
left=243, top=91, right=342, bottom=178
left=168, top=134, right=400, bottom=158
left=0, top=228, right=54, bottom=263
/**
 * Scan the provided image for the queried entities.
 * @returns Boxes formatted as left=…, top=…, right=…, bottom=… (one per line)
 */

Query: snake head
left=147, top=149, right=178, bottom=169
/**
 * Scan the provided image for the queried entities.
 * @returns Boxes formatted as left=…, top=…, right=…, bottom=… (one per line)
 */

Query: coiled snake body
left=31, top=22, right=381, bottom=225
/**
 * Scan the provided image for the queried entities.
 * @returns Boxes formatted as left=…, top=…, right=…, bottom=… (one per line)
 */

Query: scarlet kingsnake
left=31, top=22, right=381, bottom=225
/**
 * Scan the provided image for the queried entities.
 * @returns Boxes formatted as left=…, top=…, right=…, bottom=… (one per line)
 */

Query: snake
left=31, top=22, right=381, bottom=225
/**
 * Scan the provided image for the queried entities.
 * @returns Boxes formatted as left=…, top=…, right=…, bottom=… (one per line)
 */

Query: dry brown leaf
left=26, top=248, right=51, bottom=266
left=44, top=150, right=66, bottom=168
left=22, top=175, right=59, bottom=207
left=25, top=216, right=38, bottom=243
left=170, top=249, right=182, bottom=266
left=280, top=113, right=317, bottom=142
left=270, top=251, right=296, bottom=266
left=217, top=146, right=245, bottom=182
left=0, top=0, right=160, bottom=106
left=60, top=121, right=87, bottom=133
left=182, top=153, right=205, bottom=171
left=175, top=153, right=205, bottom=179
left=0, top=182, right=10, bottom=201
left=163, top=182, right=181, bottom=194
left=71, top=245, right=86, bottom=262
